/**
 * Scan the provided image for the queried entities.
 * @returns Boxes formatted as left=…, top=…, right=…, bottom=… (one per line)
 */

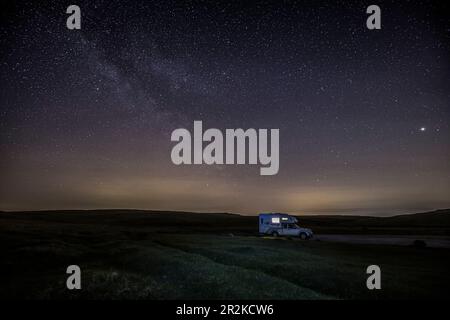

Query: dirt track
left=315, top=234, right=450, bottom=248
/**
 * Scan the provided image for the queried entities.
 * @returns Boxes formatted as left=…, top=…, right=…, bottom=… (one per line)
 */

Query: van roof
left=259, top=213, right=290, bottom=217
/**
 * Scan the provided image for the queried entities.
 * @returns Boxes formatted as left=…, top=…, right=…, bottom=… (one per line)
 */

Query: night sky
left=0, top=0, right=449, bottom=215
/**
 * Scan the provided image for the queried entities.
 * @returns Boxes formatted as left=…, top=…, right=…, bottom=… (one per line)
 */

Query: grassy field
left=1, top=210, right=450, bottom=299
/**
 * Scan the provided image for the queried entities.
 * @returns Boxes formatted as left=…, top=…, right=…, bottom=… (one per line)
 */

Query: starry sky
left=0, top=0, right=449, bottom=215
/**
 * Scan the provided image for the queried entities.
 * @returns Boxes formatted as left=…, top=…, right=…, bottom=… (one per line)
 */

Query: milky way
left=0, top=0, right=449, bottom=215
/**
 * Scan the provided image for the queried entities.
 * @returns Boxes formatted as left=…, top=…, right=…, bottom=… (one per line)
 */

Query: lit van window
left=271, top=217, right=280, bottom=224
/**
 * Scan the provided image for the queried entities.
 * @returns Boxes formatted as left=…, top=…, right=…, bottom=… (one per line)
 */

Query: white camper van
left=259, top=213, right=313, bottom=239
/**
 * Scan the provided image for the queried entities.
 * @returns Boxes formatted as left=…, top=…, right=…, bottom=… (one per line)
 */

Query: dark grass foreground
left=0, top=210, right=449, bottom=299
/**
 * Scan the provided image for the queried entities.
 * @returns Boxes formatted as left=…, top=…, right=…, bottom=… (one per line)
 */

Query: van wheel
left=299, top=233, right=308, bottom=240
left=272, top=231, right=279, bottom=237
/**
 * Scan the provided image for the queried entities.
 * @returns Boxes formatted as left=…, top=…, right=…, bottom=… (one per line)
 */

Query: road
left=315, top=234, right=450, bottom=248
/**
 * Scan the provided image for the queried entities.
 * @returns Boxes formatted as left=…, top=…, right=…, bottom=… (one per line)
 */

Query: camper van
left=259, top=213, right=313, bottom=239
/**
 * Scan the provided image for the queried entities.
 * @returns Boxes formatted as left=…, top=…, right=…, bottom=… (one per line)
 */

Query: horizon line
left=1, top=207, right=449, bottom=218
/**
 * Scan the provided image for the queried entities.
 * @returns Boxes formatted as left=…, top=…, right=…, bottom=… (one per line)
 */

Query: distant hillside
left=384, top=209, right=450, bottom=226
left=0, top=208, right=449, bottom=235
left=297, top=209, right=450, bottom=226
left=297, top=209, right=450, bottom=235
